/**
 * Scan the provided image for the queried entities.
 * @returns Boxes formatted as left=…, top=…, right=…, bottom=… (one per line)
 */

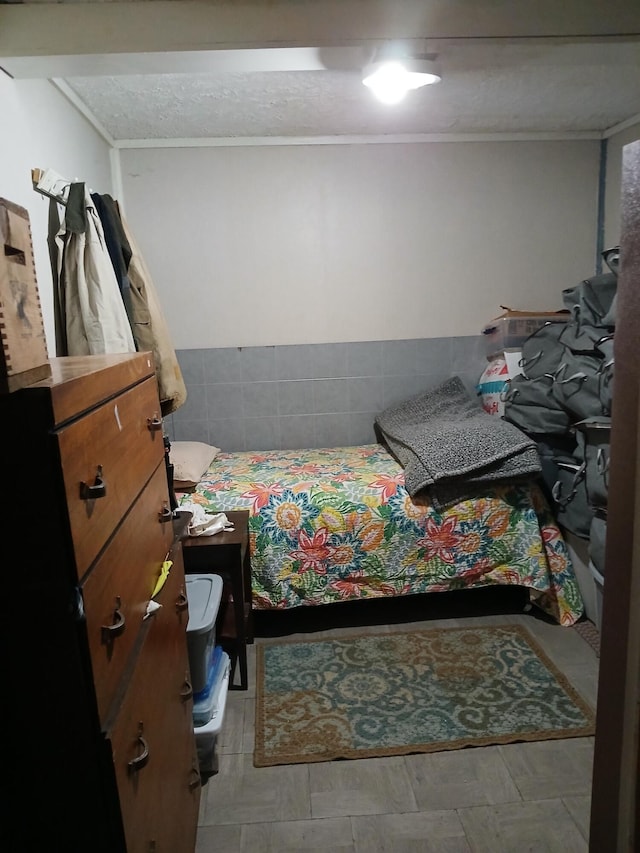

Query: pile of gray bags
left=502, top=248, right=618, bottom=582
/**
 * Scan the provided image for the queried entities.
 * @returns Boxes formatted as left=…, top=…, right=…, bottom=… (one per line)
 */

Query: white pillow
left=170, top=441, right=220, bottom=488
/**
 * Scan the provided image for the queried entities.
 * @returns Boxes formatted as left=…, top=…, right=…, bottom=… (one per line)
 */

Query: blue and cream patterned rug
left=254, top=625, right=595, bottom=767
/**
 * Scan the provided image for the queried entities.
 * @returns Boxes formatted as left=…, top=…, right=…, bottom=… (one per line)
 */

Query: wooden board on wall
left=0, top=197, right=51, bottom=392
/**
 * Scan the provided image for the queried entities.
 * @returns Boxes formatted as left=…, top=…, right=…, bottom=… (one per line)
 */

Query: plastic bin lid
left=185, top=574, right=223, bottom=634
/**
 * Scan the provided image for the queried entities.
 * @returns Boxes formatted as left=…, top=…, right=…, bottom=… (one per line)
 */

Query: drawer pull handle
left=180, top=676, right=193, bottom=701
left=101, top=595, right=125, bottom=643
left=176, top=589, right=188, bottom=612
left=128, top=722, right=149, bottom=773
left=158, top=504, right=173, bottom=523
left=188, top=765, right=201, bottom=791
left=80, top=465, right=106, bottom=501
left=147, top=414, right=163, bottom=432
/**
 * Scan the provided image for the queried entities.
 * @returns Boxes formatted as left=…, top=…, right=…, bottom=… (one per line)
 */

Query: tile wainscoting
left=164, top=336, right=487, bottom=452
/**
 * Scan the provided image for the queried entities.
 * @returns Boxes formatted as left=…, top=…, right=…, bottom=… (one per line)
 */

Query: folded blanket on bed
left=375, top=375, right=541, bottom=508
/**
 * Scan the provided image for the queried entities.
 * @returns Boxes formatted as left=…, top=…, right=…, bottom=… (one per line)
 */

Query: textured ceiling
left=3, top=1, right=640, bottom=140
left=61, top=41, right=640, bottom=140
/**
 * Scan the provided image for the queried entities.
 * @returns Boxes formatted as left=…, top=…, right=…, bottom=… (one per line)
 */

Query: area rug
left=254, top=625, right=595, bottom=767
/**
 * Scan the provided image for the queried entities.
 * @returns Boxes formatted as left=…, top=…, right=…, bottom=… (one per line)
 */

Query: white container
left=185, top=574, right=223, bottom=694
left=193, top=649, right=229, bottom=726
left=588, top=560, right=604, bottom=633
left=194, top=656, right=230, bottom=777
left=481, top=312, right=568, bottom=359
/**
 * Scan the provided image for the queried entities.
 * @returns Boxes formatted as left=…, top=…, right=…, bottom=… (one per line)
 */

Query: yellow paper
left=151, top=560, right=172, bottom=598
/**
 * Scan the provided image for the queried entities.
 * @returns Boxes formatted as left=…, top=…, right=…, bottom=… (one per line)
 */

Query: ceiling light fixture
left=362, top=57, right=441, bottom=105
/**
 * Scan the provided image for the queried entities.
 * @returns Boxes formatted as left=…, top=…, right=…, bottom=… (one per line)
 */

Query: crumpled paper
left=179, top=501, right=235, bottom=537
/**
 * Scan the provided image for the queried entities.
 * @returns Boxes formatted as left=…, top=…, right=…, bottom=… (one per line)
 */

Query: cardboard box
left=0, top=198, right=51, bottom=392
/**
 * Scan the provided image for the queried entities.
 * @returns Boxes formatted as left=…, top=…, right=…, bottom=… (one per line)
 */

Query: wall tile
left=173, top=419, right=210, bottom=443
left=450, top=335, right=487, bottom=373
left=313, top=378, right=350, bottom=414
left=206, top=383, right=243, bottom=419
left=203, top=347, right=242, bottom=384
left=242, top=381, right=279, bottom=417
left=349, top=412, right=378, bottom=445
left=240, top=346, right=277, bottom=381
left=346, top=340, right=384, bottom=378
left=208, top=418, right=246, bottom=452
left=244, top=417, right=281, bottom=451
left=275, top=344, right=315, bottom=380
left=307, top=342, right=349, bottom=379
left=348, top=376, right=384, bottom=413
left=382, top=339, right=421, bottom=376
left=278, top=380, right=315, bottom=416
left=174, top=336, right=482, bottom=452
left=280, top=415, right=317, bottom=451
left=414, top=337, right=454, bottom=375
left=314, top=413, right=351, bottom=448
left=176, top=348, right=205, bottom=385
left=382, top=374, right=427, bottom=408
left=173, top=385, right=207, bottom=421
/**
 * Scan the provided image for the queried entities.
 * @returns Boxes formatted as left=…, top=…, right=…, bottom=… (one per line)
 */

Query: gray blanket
left=375, top=376, right=541, bottom=509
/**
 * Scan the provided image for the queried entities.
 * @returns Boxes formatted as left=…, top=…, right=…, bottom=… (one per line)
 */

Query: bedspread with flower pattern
left=182, top=444, right=583, bottom=625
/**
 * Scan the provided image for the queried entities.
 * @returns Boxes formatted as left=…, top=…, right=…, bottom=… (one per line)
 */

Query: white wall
left=604, top=121, right=640, bottom=250
left=0, top=75, right=113, bottom=355
left=120, top=140, right=600, bottom=350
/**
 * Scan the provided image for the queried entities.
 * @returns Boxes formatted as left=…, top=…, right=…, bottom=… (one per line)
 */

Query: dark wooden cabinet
left=2, top=353, right=200, bottom=852
left=183, top=509, right=253, bottom=690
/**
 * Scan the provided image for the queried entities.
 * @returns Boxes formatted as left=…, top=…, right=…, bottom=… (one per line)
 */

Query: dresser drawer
left=82, top=462, right=175, bottom=723
left=108, top=552, right=200, bottom=853
left=57, top=376, right=165, bottom=580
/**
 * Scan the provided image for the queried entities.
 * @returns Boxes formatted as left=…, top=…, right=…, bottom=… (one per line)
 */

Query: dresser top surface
left=25, top=352, right=157, bottom=426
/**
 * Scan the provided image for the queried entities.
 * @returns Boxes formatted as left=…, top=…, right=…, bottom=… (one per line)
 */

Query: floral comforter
left=181, top=444, right=584, bottom=625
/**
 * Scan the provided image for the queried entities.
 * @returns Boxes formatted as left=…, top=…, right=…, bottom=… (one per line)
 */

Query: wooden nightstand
left=182, top=509, right=253, bottom=690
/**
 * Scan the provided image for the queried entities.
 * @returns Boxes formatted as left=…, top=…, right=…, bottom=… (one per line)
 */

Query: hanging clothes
left=90, top=191, right=134, bottom=323
left=50, top=183, right=136, bottom=356
left=116, top=205, right=187, bottom=416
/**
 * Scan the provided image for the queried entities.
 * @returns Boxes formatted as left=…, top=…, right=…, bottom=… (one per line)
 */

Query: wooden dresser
left=3, top=353, right=200, bottom=852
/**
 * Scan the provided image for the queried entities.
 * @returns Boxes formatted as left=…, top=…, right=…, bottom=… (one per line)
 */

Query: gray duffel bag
left=575, top=418, right=611, bottom=509
left=562, top=272, right=617, bottom=330
left=551, top=455, right=592, bottom=539
left=552, top=352, right=609, bottom=420
left=502, top=374, right=571, bottom=435
left=589, top=510, right=607, bottom=576
left=518, top=321, right=568, bottom=380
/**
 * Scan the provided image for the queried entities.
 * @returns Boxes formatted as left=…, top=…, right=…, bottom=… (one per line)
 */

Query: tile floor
left=195, top=600, right=599, bottom=853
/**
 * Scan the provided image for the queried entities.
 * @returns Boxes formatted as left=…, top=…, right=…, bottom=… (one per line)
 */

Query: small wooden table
left=182, top=509, right=253, bottom=690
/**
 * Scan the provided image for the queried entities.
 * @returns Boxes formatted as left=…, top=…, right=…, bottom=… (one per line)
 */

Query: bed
left=179, top=442, right=584, bottom=626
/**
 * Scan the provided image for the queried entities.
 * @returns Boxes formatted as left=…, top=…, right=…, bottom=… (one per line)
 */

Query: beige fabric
left=54, top=187, right=136, bottom=356
left=171, top=441, right=221, bottom=488
left=118, top=211, right=187, bottom=415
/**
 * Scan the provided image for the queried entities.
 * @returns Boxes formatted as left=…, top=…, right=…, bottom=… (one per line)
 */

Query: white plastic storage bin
left=193, top=647, right=229, bottom=726
left=194, top=655, right=231, bottom=778
left=481, top=311, right=568, bottom=359
left=185, top=574, right=223, bottom=694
